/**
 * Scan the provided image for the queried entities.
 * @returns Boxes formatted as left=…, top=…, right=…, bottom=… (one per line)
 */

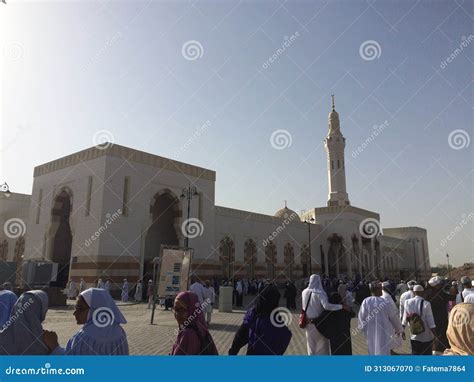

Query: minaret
left=324, top=95, right=350, bottom=207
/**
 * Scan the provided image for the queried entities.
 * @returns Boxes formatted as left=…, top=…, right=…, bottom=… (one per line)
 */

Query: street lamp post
left=304, top=217, right=315, bottom=276
left=409, top=238, right=419, bottom=280
left=446, top=253, right=451, bottom=279
left=0, top=182, right=11, bottom=198
left=180, top=184, right=199, bottom=249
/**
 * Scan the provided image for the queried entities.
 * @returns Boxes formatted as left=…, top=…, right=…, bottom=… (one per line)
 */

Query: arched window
left=265, top=241, right=276, bottom=280
left=0, top=239, right=8, bottom=261
left=244, top=239, right=257, bottom=279
left=284, top=243, right=295, bottom=280
left=301, top=244, right=309, bottom=278
left=219, top=237, right=235, bottom=280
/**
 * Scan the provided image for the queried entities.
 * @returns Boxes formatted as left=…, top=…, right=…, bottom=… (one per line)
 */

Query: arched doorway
left=14, top=236, right=25, bottom=285
left=0, top=239, right=8, bottom=261
left=143, top=192, right=180, bottom=284
left=219, top=236, right=235, bottom=282
left=327, top=234, right=343, bottom=278
left=244, top=239, right=256, bottom=279
left=300, top=244, right=309, bottom=278
left=50, top=189, right=73, bottom=288
left=284, top=243, right=294, bottom=280
left=265, top=241, right=276, bottom=280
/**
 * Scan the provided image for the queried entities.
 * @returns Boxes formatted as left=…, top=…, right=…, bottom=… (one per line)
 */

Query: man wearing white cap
left=399, top=280, right=416, bottom=320
left=402, top=285, right=436, bottom=355
left=358, top=281, right=403, bottom=355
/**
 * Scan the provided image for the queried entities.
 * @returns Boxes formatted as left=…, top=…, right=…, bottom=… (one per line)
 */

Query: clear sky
left=1, top=0, right=472, bottom=267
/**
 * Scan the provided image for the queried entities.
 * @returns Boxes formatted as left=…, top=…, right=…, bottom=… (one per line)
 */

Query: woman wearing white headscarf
left=0, top=290, right=49, bottom=355
left=301, top=274, right=345, bottom=355
left=43, top=288, right=128, bottom=355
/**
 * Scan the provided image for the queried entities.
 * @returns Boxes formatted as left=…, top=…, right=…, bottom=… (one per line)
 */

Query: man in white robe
left=402, top=285, right=436, bottom=355
left=135, top=280, right=143, bottom=302
left=399, top=280, right=416, bottom=320
left=121, top=279, right=129, bottom=302
left=79, top=278, right=86, bottom=293
left=381, top=281, right=402, bottom=353
left=97, top=278, right=105, bottom=289
left=67, top=280, right=77, bottom=299
left=358, top=281, right=403, bottom=355
left=104, top=280, right=111, bottom=294
left=203, top=280, right=215, bottom=325
left=189, top=275, right=205, bottom=303
left=302, top=274, right=347, bottom=355
left=460, top=276, right=473, bottom=301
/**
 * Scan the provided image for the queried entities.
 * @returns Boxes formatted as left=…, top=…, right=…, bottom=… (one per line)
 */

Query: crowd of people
left=0, top=273, right=472, bottom=356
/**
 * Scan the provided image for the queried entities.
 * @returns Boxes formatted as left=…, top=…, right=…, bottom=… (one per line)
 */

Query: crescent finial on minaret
left=331, top=94, right=335, bottom=111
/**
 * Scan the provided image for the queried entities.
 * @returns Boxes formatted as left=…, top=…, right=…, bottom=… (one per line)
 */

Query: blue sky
left=1, top=0, right=472, bottom=266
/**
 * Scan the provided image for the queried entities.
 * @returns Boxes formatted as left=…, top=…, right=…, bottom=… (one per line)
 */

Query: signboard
left=157, top=247, right=192, bottom=298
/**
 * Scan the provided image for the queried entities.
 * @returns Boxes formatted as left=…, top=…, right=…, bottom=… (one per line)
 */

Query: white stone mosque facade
left=0, top=100, right=431, bottom=290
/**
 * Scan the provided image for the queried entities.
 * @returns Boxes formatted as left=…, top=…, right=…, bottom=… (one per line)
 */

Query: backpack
left=407, top=299, right=426, bottom=335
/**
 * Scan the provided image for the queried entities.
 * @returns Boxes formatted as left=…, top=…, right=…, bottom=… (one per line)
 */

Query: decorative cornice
left=383, top=226, right=427, bottom=233
left=312, top=205, right=379, bottom=219
left=214, top=205, right=305, bottom=226
left=33, top=144, right=216, bottom=181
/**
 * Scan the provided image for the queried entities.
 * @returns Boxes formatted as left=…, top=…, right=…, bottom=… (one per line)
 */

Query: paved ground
left=43, top=296, right=412, bottom=355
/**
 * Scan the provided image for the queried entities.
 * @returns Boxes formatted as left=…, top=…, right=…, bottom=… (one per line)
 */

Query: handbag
left=299, top=292, right=312, bottom=328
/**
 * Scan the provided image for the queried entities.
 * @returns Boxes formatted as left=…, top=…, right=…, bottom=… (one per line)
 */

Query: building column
left=347, top=248, right=353, bottom=279
left=324, top=249, right=329, bottom=276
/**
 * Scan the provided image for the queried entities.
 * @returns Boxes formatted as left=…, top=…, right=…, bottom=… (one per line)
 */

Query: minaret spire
left=324, top=96, right=350, bottom=207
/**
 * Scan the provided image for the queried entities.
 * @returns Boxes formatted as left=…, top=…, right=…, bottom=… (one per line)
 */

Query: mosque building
left=0, top=99, right=431, bottom=290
